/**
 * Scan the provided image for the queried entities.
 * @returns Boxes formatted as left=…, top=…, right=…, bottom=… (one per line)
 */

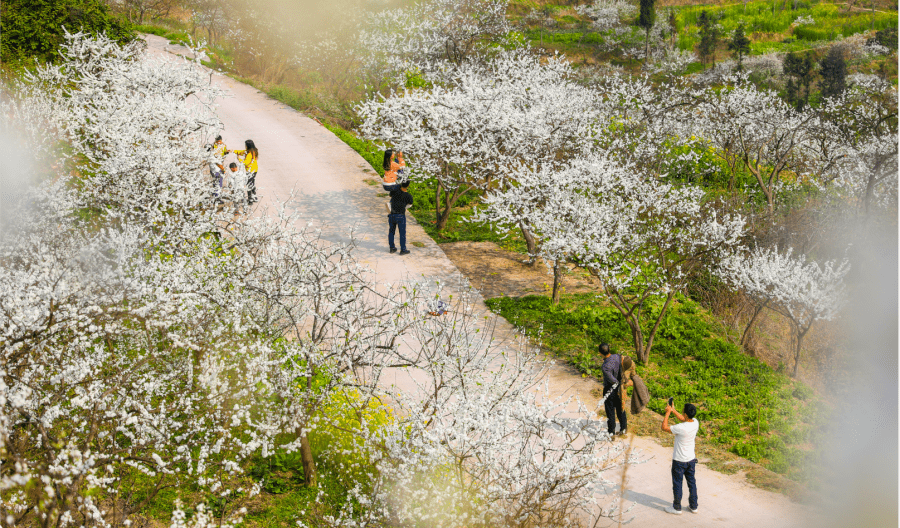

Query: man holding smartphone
left=662, top=401, right=700, bottom=515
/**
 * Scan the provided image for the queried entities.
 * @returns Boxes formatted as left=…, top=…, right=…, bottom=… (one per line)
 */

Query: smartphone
left=667, top=397, right=674, bottom=408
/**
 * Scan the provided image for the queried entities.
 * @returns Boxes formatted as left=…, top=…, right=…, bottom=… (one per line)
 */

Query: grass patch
left=134, top=23, right=193, bottom=47
left=485, top=292, right=830, bottom=486
left=674, top=1, right=897, bottom=53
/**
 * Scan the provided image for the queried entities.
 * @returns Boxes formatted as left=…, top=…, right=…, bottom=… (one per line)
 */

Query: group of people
left=381, top=149, right=413, bottom=255
left=378, top=149, right=701, bottom=516
left=208, top=135, right=259, bottom=210
left=599, top=344, right=700, bottom=516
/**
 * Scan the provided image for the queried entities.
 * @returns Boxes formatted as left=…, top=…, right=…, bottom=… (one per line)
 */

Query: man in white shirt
left=661, top=402, right=699, bottom=515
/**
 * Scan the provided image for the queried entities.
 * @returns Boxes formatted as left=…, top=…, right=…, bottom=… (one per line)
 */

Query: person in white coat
left=227, top=162, right=247, bottom=212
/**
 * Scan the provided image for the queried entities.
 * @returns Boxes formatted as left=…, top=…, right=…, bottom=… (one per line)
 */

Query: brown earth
left=439, top=241, right=599, bottom=300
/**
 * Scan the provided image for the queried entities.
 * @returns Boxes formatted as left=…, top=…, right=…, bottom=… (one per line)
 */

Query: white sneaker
left=690, top=506, right=698, bottom=513
left=664, top=506, right=682, bottom=515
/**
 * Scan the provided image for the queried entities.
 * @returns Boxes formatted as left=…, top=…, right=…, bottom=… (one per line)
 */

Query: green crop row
left=674, top=1, right=897, bottom=52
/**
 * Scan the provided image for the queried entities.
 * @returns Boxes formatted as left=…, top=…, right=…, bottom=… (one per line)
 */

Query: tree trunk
left=741, top=300, right=768, bottom=349
left=435, top=184, right=456, bottom=231
left=519, top=220, right=538, bottom=266
left=791, top=326, right=809, bottom=377
left=551, top=259, right=563, bottom=304
left=645, top=27, right=651, bottom=59
left=630, top=318, right=647, bottom=363
left=434, top=179, right=442, bottom=227
left=608, top=289, right=675, bottom=364
left=642, top=292, right=676, bottom=362
left=299, top=432, right=317, bottom=487
left=863, top=172, right=878, bottom=216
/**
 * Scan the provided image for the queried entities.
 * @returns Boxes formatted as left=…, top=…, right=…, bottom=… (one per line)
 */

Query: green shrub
left=1, top=0, right=135, bottom=65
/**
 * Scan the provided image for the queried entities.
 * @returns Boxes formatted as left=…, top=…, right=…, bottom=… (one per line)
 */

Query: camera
left=667, top=397, right=674, bottom=408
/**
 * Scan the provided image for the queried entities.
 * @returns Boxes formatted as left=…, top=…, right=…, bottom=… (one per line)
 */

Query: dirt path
left=145, top=34, right=824, bottom=527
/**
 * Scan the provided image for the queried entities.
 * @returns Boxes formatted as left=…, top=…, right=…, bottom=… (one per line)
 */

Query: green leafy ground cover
left=675, top=2, right=897, bottom=51
left=513, top=0, right=897, bottom=59
left=485, top=293, right=829, bottom=484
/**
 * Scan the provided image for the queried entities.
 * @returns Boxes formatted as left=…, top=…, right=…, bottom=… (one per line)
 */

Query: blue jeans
left=210, top=169, right=223, bottom=200
left=671, top=459, right=698, bottom=511
left=388, top=214, right=406, bottom=251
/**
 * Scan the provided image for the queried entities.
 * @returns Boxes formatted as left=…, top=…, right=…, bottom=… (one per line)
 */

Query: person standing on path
left=233, top=139, right=259, bottom=204
left=388, top=181, right=413, bottom=255
left=599, top=343, right=627, bottom=437
left=662, top=402, right=700, bottom=515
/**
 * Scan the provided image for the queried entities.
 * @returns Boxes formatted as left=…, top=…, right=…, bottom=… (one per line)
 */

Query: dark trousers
left=388, top=214, right=407, bottom=251
left=210, top=169, right=223, bottom=201
left=603, top=388, right=627, bottom=435
left=247, top=172, right=257, bottom=203
left=671, top=459, right=698, bottom=511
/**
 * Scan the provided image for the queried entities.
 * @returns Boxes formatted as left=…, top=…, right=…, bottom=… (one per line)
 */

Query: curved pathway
left=145, top=34, right=822, bottom=528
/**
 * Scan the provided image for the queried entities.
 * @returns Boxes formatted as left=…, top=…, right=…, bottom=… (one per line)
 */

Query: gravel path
left=145, top=34, right=823, bottom=528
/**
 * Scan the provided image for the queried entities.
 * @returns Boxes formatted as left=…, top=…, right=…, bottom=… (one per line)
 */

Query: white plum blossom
left=360, top=0, right=512, bottom=80
left=688, top=75, right=825, bottom=214
left=477, top=153, right=745, bottom=363
left=816, top=75, right=899, bottom=215
left=358, top=47, right=601, bottom=236
left=1, top=31, right=632, bottom=528
left=719, top=247, right=850, bottom=376
left=576, top=0, right=636, bottom=32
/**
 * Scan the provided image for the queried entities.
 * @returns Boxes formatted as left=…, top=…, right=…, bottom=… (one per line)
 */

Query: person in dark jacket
left=600, top=343, right=627, bottom=436
left=388, top=181, right=413, bottom=255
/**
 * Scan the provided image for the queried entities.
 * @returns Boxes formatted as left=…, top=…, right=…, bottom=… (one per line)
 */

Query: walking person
left=233, top=139, right=259, bottom=204
left=662, top=401, right=700, bottom=515
left=599, top=343, right=627, bottom=437
left=388, top=180, right=413, bottom=255
left=382, top=149, right=406, bottom=191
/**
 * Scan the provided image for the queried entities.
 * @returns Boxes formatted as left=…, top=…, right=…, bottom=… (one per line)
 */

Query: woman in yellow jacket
left=233, top=139, right=259, bottom=204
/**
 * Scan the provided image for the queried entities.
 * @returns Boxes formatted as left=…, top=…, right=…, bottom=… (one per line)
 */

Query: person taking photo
left=662, top=401, right=700, bottom=515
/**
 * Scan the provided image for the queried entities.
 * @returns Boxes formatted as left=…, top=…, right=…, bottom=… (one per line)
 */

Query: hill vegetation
left=2, top=0, right=896, bottom=525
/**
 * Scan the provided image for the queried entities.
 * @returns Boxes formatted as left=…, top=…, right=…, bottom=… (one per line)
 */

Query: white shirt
left=671, top=419, right=699, bottom=462
left=229, top=169, right=246, bottom=193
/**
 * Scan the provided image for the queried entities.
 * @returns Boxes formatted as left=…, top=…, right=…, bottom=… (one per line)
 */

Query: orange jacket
left=383, top=155, right=405, bottom=183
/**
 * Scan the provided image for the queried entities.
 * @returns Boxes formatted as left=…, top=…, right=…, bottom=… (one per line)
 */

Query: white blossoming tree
left=1, top=31, right=633, bottom=528
left=816, top=75, right=899, bottom=216
left=719, top=247, right=850, bottom=377
left=691, top=76, right=822, bottom=215
left=358, top=47, right=600, bottom=243
left=361, top=0, right=512, bottom=82
left=493, top=154, right=746, bottom=364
